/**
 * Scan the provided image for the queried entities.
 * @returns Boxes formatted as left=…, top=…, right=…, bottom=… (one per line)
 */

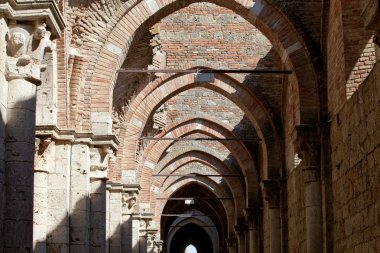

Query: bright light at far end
left=185, top=244, right=197, bottom=253
left=184, top=199, right=194, bottom=205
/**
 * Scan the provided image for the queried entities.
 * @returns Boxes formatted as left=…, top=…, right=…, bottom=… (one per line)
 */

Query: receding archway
left=169, top=223, right=214, bottom=253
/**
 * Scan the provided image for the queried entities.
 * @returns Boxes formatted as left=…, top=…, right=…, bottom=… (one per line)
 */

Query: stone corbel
left=34, top=137, right=53, bottom=173
left=260, top=179, right=281, bottom=209
left=90, top=146, right=115, bottom=180
left=294, top=125, right=321, bottom=183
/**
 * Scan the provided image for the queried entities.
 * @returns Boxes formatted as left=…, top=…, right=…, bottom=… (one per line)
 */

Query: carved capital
left=260, top=179, right=281, bottom=208
left=5, top=22, right=55, bottom=84
left=234, top=225, right=248, bottom=237
left=122, top=184, right=140, bottom=214
left=34, top=137, right=53, bottom=173
left=154, top=240, right=163, bottom=253
left=294, top=125, right=320, bottom=168
left=244, top=208, right=259, bottom=229
left=225, top=237, right=237, bottom=247
left=90, top=146, right=115, bottom=179
left=122, top=191, right=138, bottom=214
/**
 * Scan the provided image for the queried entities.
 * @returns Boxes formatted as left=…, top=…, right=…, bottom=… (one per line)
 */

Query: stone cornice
left=35, top=125, right=119, bottom=150
left=0, top=0, right=65, bottom=37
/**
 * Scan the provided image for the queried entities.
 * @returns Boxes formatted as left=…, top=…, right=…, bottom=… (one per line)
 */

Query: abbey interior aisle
left=0, top=0, right=379, bottom=252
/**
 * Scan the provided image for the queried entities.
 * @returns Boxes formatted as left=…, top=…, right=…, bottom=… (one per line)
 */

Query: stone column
left=296, top=126, right=322, bottom=253
left=226, top=237, right=237, bottom=253
left=3, top=22, right=54, bottom=253
left=245, top=208, right=260, bottom=253
left=46, top=141, right=71, bottom=252
left=121, top=184, right=140, bottom=252
left=33, top=138, right=54, bottom=253
left=108, top=183, right=123, bottom=253
left=261, top=180, right=281, bottom=253
left=139, top=216, right=153, bottom=253
left=89, top=146, right=114, bottom=253
left=132, top=214, right=141, bottom=253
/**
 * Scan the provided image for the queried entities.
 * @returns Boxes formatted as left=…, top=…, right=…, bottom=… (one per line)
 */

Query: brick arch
left=118, top=73, right=280, bottom=183
left=138, top=119, right=257, bottom=204
left=156, top=178, right=235, bottom=234
left=140, top=116, right=253, bottom=165
left=88, top=0, right=319, bottom=124
left=154, top=152, right=246, bottom=218
left=146, top=147, right=245, bottom=219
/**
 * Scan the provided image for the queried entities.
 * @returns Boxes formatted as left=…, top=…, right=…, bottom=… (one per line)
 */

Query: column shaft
left=90, top=179, right=107, bottom=253
left=4, top=78, right=37, bottom=252
left=304, top=168, right=323, bottom=253
left=70, top=144, right=90, bottom=253
left=46, top=142, right=70, bottom=252
left=109, top=190, right=122, bottom=253
left=269, top=208, right=281, bottom=253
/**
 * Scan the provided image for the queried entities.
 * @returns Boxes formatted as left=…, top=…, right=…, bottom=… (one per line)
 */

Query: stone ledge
left=35, top=125, right=119, bottom=150
left=0, top=0, right=65, bottom=37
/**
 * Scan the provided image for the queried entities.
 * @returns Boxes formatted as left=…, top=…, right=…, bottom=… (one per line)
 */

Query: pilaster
left=244, top=208, right=260, bottom=253
left=295, top=125, right=323, bottom=253
left=226, top=237, right=237, bottom=253
left=234, top=225, right=248, bottom=253
left=121, top=184, right=141, bottom=253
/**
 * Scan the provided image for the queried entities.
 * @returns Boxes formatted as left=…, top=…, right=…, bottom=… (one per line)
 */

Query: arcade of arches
left=0, top=0, right=379, bottom=252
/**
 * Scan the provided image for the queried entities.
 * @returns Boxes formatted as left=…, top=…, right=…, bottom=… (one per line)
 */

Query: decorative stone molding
left=0, top=0, right=65, bottom=37
left=260, top=179, right=281, bottom=208
left=35, top=125, right=119, bottom=150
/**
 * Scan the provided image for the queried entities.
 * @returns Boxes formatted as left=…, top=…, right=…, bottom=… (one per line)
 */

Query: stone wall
left=331, top=61, right=380, bottom=252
